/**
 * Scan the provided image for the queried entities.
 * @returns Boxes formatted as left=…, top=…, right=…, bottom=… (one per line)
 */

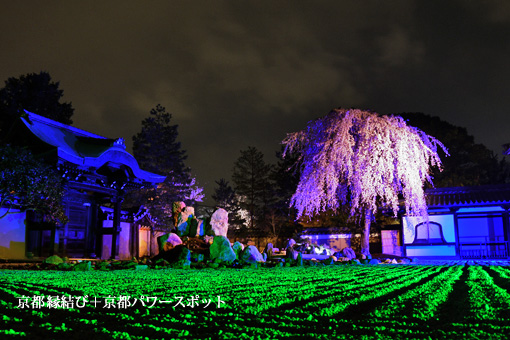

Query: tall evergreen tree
left=232, top=146, right=274, bottom=230
left=128, top=104, right=203, bottom=226
left=212, top=178, right=246, bottom=228
left=212, top=178, right=236, bottom=209
left=271, top=147, right=300, bottom=214
left=0, top=72, right=73, bottom=224
left=133, top=104, right=187, bottom=176
left=0, top=72, right=74, bottom=144
left=264, top=148, right=302, bottom=238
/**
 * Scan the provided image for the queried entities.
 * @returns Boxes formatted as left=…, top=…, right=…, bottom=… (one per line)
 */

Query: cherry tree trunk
left=361, top=209, right=372, bottom=257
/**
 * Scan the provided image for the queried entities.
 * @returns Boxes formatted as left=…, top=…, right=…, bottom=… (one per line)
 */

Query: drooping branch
left=0, top=194, right=14, bottom=219
left=283, top=108, right=448, bottom=220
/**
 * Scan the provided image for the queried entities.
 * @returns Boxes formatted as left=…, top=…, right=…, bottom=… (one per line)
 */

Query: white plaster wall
left=406, top=245, right=456, bottom=256
left=381, top=230, right=403, bottom=256
left=403, top=214, right=455, bottom=244
left=138, top=229, right=150, bottom=257
left=101, top=220, right=132, bottom=260
left=0, top=209, right=26, bottom=259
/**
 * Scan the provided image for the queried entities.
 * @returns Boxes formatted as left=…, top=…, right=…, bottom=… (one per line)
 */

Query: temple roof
left=425, top=184, right=510, bottom=208
left=21, top=110, right=165, bottom=184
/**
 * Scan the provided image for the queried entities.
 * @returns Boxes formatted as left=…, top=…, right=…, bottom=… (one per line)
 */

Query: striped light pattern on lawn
left=1, top=265, right=510, bottom=339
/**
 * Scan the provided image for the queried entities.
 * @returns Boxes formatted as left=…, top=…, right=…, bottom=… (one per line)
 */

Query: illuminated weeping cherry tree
left=283, top=108, right=448, bottom=256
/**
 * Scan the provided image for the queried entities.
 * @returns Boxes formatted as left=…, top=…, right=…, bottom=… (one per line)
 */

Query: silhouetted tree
left=127, top=104, right=203, bottom=226
left=232, top=147, right=274, bottom=230
left=0, top=72, right=74, bottom=144
left=0, top=72, right=73, bottom=223
left=0, top=145, right=67, bottom=224
left=212, top=178, right=236, bottom=209
left=399, top=112, right=508, bottom=186
left=212, top=178, right=246, bottom=228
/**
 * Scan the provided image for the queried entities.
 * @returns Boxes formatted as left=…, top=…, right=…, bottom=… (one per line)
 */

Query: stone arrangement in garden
left=8, top=233, right=423, bottom=272
left=171, top=201, right=228, bottom=239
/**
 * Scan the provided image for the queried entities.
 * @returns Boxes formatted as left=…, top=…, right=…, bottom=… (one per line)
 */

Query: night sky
left=2, top=1, right=510, bottom=204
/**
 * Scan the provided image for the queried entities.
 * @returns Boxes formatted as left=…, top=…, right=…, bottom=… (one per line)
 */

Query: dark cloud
left=1, top=1, right=510, bottom=203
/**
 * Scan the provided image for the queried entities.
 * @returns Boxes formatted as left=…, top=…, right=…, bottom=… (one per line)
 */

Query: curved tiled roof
left=21, top=110, right=165, bottom=184
left=425, top=184, right=510, bottom=208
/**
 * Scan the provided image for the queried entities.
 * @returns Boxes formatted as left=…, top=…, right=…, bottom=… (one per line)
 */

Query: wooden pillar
left=83, top=203, right=91, bottom=258
left=450, top=208, right=460, bottom=259
left=49, top=225, right=59, bottom=256
left=110, top=196, right=122, bottom=260
left=501, top=205, right=510, bottom=258
left=84, top=202, right=98, bottom=258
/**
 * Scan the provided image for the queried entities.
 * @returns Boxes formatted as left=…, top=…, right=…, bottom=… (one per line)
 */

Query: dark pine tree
left=128, top=104, right=194, bottom=226
left=232, top=146, right=274, bottom=231
left=0, top=72, right=74, bottom=144
left=133, top=104, right=187, bottom=176
left=212, top=178, right=236, bottom=209
left=212, top=178, right=246, bottom=229
left=0, top=72, right=73, bottom=224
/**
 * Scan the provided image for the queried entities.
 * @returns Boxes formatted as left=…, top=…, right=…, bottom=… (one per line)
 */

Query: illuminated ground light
left=1, top=265, right=510, bottom=339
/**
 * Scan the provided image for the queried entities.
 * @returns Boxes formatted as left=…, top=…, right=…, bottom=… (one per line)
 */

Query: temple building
left=298, top=184, right=510, bottom=260
left=0, top=111, right=165, bottom=260
left=402, top=184, right=510, bottom=259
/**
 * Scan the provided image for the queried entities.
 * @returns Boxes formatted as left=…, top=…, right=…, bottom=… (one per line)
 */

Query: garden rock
left=263, top=243, right=274, bottom=258
left=286, top=246, right=298, bottom=261
left=369, top=259, right=381, bottom=265
left=176, top=206, right=195, bottom=236
left=323, top=257, right=335, bottom=265
left=44, top=255, right=63, bottom=265
left=210, top=208, right=229, bottom=237
left=184, top=237, right=210, bottom=255
left=56, top=262, right=72, bottom=271
left=241, top=245, right=265, bottom=264
left=96, top=261, right=111, bottom=271
left=191, top=253, right=205, bottom=262
left=172, top=201, right=186, bottom=227
left=171, top=246, right=191, bottom=269
left=285, top=239, right=296, bottom=250
left=232, top=241, right=244, bottom=259
left=72, top=261, right=92, bottom=271
left=188, top=218, right=205, bottom=237
left=296, top=252, right=303, bottom=266
left=341, top=247, right=356, bottom=260
left=153, top=244, right=190, bottom=265
left=210, top=236, right=236, bottom=263
left=158, top=233, right=183, bottom=252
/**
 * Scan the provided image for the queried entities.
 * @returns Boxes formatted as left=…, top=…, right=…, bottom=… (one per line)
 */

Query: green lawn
left=1, top=264, right=510, bottom=339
